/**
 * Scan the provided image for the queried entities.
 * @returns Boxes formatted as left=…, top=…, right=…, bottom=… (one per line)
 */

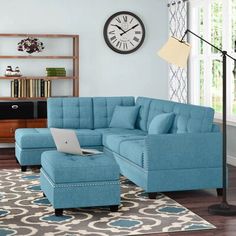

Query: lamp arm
left=181, top=29, right=236, bottom=61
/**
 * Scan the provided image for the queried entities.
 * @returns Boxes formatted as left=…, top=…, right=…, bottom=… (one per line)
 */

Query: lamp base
left=208, top=202, right=236, bottom=216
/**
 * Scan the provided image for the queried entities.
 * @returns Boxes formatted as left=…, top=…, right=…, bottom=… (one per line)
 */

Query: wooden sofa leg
left=148, top=192, right=157, bottom=199
left=110, top=205, right=119, bottom=212
left=55, top=209, right=63, bottom=216
left=217, top=188, right=223, bottom=196
left=21, top=166, right=27, bottom=172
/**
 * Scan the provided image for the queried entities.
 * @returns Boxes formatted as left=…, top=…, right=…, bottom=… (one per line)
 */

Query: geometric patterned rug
left=0, top=169, right=215, bottom=236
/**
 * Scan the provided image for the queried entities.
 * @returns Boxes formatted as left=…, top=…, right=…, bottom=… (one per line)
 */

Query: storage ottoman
left=40, top=150, right=120, bottom=216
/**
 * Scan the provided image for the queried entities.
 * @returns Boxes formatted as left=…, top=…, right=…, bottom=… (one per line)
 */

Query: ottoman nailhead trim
left=41, top=169, right=120, bottom=189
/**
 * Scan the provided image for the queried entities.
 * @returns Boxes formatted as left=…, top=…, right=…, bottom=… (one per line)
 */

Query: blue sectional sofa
left=15, top=96, right=223, bottom=197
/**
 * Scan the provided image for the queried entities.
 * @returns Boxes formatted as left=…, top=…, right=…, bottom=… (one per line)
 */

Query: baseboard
left=227, top=155, right=236, bottom=167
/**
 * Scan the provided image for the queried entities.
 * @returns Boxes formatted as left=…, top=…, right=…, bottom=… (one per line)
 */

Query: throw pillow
left=148, top=112, right=175, bottom=134
left=109, top=106, right=140, bottom=129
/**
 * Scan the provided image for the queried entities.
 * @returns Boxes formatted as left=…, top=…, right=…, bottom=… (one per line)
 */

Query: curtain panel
left=167, top=0, right=188, bottom=103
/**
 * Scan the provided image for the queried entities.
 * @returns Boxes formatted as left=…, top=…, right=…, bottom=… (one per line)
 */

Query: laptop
left=50, top=128, right=102, bottom=155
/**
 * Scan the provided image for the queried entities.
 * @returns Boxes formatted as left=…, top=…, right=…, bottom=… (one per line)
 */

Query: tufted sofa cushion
left=15, top=128, right=103, bottom=149
left=93, top=97, right=135, bottom=128
left=41, top=151, right=120, bottom=183
left=48, top=97, right=93, bottom=129
left=48, top=97, right=135, bottom=129
left=136, top=97, right=214, bottom=133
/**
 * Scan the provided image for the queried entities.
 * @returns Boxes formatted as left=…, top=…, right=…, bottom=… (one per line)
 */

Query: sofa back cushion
left=136, top=97, right=214, bottom=133
left=109, top=105, right=140, bottom=129
left=47, top=97, right=93, bottom=129
left=135, top=97, right=151, bottom=131
left=148, top=112, right=175, bottom=134
left=93, top=97, right=135, bottom=128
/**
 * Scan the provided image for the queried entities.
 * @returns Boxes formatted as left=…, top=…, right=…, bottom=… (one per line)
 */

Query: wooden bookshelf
left=0, top=76, right=76, bottom=80
left=0, top=33, right=79, bottom=99
left=0, top=55, right=77, bottom=59
left=0, top=33, right=79, bottom=143
left=0, top=33, right=77, bottom=38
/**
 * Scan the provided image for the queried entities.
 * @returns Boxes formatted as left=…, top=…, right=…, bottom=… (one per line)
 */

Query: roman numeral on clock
left=116, top=17, right=121, bottom=23
left=123, top=42, right=128, bottom=50
left=135, top=31, right=141, bottom=34
left=110, top=36, right=116, bottom=42
left=133, top=37, right=140, bottom=42
left=130, top=41, right=134, bottom=47
left=123, top=15, right=128, bottom=22
left=109, top=30, right=115, bottom=35
left=116, top=41, right=121, bottom=48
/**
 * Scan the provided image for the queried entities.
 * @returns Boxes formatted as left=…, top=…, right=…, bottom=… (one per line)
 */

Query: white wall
left=0, top=0, right=169, bottom=99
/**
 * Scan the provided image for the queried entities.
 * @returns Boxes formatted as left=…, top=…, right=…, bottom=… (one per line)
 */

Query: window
left=189, top=0, right=236, bottom=122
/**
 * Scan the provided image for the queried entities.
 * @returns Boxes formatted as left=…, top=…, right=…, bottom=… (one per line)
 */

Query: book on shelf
left=10, top=81, right=14, bottom=98
left=14, top=80, right=18, bottom=98
left=46, top=67, right=66, bottom=77
left=40, top=79, right=45, bottom=97
left=10, top=78, right=51, bottom=98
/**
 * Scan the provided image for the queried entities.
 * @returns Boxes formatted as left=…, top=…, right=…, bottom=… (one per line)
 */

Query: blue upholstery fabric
left=15, top=96, right=222, bottom=195
left=47, top=97, right=93, bottom=129
left=119, top=139, right=145, bottom=167
left=144, top=132, right=222, bottom=171
left=15, top=128, right=55, bottom=149
left=105, top=149, right=222, bottom=192
left=148, top=112, right=175, bottom=134
left=93, top=97, right=135, bottom=128
left=15, top=128, right=102, bottom=149
left=41, top=151, right=120, bottom=183
left=135, top=97, right=151, bottom=131
left=109, top=106, right=140, bottom=129
left=40, top=151, right=120, bottom=209
left=15, top=143, right=55, bottom=166
left=212, top=123, right=220, bottom=132
left=136, top=97, right=214, bottom=133
left=100, top=128, right=146, bottom=152
left=96, top=128, right=147, bottom=136
left=103, top=135, right=145, bottom=154
left=40, top=169, right=120, bottom=209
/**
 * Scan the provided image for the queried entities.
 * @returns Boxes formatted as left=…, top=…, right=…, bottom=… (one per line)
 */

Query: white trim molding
left=227, top=155, right=236, bottom=167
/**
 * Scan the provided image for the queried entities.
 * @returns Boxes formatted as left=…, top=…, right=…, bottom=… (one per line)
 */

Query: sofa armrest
left=212, top=123, right=221, bottom=132
left=144, top=132, right=222, bottom=171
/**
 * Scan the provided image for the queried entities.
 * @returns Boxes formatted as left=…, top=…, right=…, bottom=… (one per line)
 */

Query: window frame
left=189, top=0, right=236, bottom=123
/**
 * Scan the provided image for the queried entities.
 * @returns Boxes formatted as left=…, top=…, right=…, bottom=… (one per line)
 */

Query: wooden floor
left=1, top=148, right=236, bottom=236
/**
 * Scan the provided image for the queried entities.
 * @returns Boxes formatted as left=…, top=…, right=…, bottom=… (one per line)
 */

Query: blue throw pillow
left=148, top=112, right=175, bottom=134
left=109, top=106, right=140, bottom=129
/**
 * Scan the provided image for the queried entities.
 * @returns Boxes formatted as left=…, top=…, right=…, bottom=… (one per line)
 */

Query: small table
left=40, top=150, right=120, bottom=216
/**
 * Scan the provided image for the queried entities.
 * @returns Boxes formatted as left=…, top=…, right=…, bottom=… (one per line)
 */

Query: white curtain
left=168, top=0, right=188, bottom=103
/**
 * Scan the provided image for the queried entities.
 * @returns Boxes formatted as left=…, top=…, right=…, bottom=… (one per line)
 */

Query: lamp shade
left=158, top=36, right=191, bottom=68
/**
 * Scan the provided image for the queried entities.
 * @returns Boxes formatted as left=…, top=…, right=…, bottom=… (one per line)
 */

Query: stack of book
left=11, top=79, right=51, bottom=98
left=46, top=68, right=66, bottom=77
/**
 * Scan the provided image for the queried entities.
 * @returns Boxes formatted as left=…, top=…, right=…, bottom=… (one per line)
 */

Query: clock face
left=104, top=11, right=145, bottom=54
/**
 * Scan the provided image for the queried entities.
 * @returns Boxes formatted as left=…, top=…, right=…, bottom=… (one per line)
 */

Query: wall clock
left=103, top=11, right=145, bottom=54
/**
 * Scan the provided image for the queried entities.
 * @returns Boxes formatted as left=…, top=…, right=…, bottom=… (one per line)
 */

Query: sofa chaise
left=15, top=96, right=222, bottom=197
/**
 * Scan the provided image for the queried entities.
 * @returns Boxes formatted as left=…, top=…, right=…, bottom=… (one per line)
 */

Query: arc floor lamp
left=158, top=29, right=236, bottom=216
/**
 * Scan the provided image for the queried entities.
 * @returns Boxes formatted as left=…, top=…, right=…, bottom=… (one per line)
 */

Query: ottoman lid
left=41, top=151, right=120, bottom=184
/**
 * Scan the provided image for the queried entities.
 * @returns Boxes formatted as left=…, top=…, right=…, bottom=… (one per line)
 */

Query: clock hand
left=120, top=24, right=139, bottom=36
left=111, top=24, right=125, bottom=33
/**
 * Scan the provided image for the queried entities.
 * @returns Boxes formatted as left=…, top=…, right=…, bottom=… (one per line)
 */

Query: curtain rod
left=167, top=0, right=188, bottom=7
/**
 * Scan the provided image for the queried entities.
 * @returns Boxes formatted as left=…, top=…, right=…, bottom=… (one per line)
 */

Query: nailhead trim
left=41, top=169, right=120, bottom=189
